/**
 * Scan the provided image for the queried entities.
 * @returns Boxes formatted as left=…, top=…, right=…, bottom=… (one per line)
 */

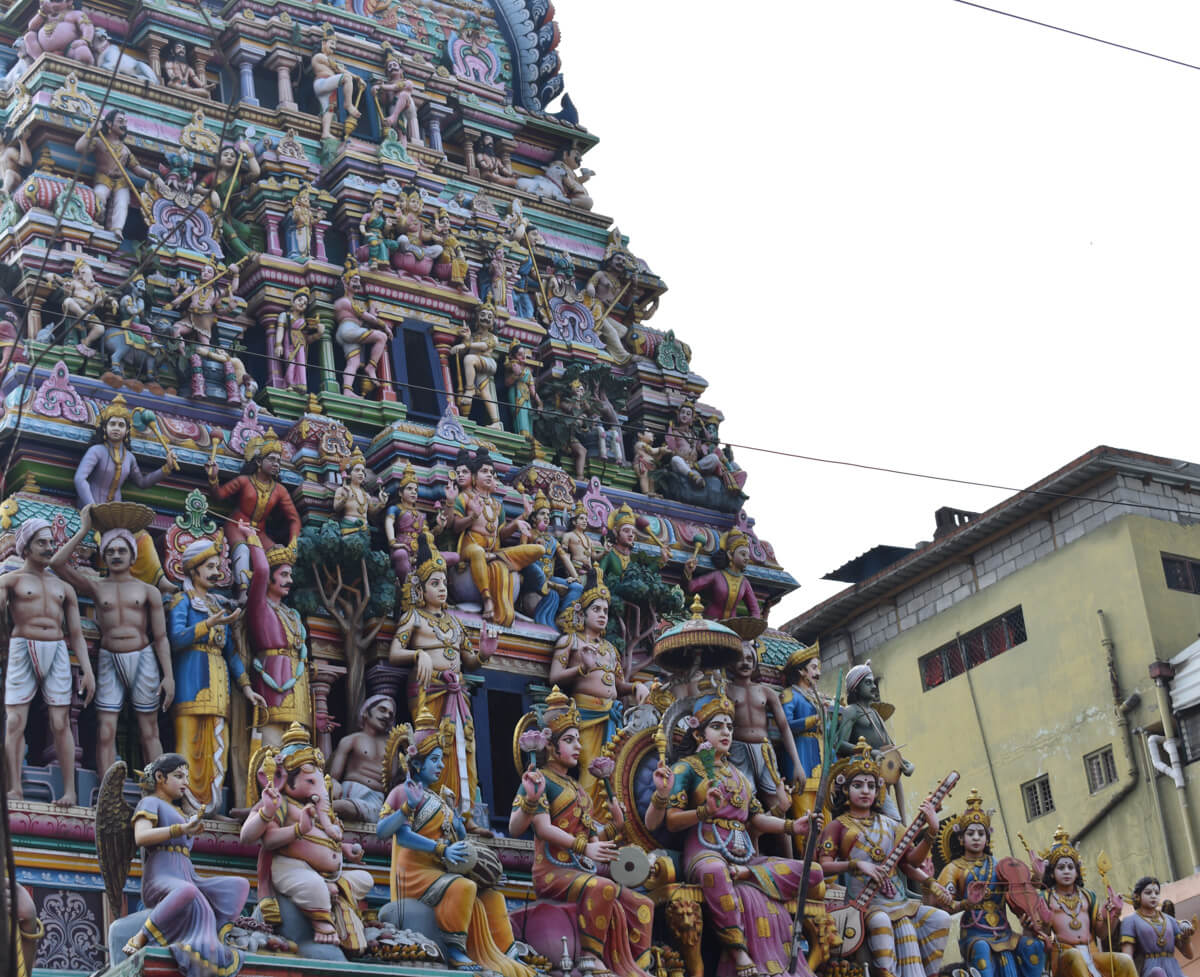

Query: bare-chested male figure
left=726, top=638, right=801, bottom=818
left=52, top=506, right=174, bottom=776
left=0, top=518, right=96, bottom=805
left=311, top=26, right=361, bottom=140
left=329, top=694, right=395, bottom=822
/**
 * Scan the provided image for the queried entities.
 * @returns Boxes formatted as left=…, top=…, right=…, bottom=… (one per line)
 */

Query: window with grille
left=1084, top=746, right=1118, bottom=793
left=919, top=607, right=1027, bottom=691
left=1022, top=775, right=1055, bottom=820
left=1162, top=554, right=1200, bottom=594
left=1180, top=707, right=1200, bottom=764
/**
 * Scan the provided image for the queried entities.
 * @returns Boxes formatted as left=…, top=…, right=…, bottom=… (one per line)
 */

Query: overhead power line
left=952, top=0, right=1200, bottom=72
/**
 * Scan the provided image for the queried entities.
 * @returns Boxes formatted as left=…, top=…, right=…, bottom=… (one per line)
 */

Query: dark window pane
left=984, top=621, right=1008, bottom=657
left=1006, top=609, right=1027, bottom=645
left=1164, top=556, right=1192, bottom=592
left=945, top=643, right=966, bottom=677
left=921, top=653, right=945, bottom=689
left=963, top=632, right=986, bottom=667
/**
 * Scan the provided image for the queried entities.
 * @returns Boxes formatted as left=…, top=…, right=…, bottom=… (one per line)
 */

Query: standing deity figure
left=596, top=503, right=669, bottom=585
left=1034, top=827, right=1136, bottom=977
left=164, top=41, right=214, bottom=96
left=359, top=190, right=398, bottom=269
left=334, top=258, right=393, bottom=396
left=511, top=688, right=655, bottom=977
left=75, top=109, right=151, bottom=240
left=205, top=137, right=262, bottom=261
left=561, top=503, right=599, bottom=577
left=665, top=401, right=745, bottom=493
left=647, top=690, right=824, bottom=977
left=1121, top=876, right=1195, bottom=977
left=372, top=51, right=420, bottom=144
left=515, top=143, right=594, bottom=210
left=311, top=26, right=361, bottom=141
left=23, top=0, right=94, bottom=63
left=333, top=449, right=385, bottom=535
left=523, top=490, right=582, bottom=627
left=0, top=125, right=32, bottom=195
left=240, top=724, right=373, bottom=948
left=480, top=243, right=509, bottom=310
left=271, top=287, right=323, bottom=392
left=780, top=643, right=828, bottom=811
left=631, top=429, right=670, bottom=496
left=451, top=300, right=503, bottom=427
left=75, top=395, right=178, bottom=591
left=52, top=256, right=109, bottom=358
left=683, top=527, right=762, bottom=620
left=934, top=789, right=1043, bottom=977
left=330, top=694, right=396, bottom=822
left=446, top=447, right=544, bottom=625
left=243, top=527, right=310, bottom=748
left=818, top=742, right=952, bottom=977
left=379, top=711, right=534, bottom=975
left=548, top=570, right=640, bottom=812
left=726, top=634, right=803, bottom=818
left=388, top=535, right=493, bottom=834
left=0, top=518, right=96, bottom=806
left=433, top=209, right=469, bottom=287
left=505, top=342, right=541, bottom=438
left=286, top=184, right=317, bottom=261
left=168, top=259, right=255, bottom=404
left=384, top=463, right=453, bottom=584
left=206, top=433, right=301, bottom=598
left=835, top=661, right=911, bottom=819
left=168, top=537, right=266, bottom=813
left=113, top=754, right=249, bottom=976
left=53, top=507, right=174, bottom=778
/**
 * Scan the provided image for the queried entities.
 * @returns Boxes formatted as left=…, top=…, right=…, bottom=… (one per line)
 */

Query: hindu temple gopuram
left=0, top=3, right=1177, bottom=977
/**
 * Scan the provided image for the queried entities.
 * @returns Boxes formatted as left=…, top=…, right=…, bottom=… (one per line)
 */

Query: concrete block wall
left=821, top=473, right=1195, bottom=660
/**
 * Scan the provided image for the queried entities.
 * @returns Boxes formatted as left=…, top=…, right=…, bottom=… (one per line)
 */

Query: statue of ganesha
left=23, top=0, right=95, bottom=64
left=240, top=723, right=373, bottom=954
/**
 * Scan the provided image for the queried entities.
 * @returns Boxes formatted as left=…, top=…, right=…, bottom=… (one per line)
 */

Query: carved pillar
left=462, top=132, right=476, bottom=174
left=265, top=50, right=299, bottom=111
left=318, top=316, right=338, bottom=394
left=146, top=35, right=166, bottom=79
left=230, top=51, right=260, bottom=106
left=194, top=48, right=213, bottom=83
left=310, top=660, right=346, bottom=758
left=315, top=217, right=330, bottom=263
left=260, top=310, right=283, bottom=388
left=264, top=214, right=282, bottom=256
left=436, top=343, right=454, bottom=399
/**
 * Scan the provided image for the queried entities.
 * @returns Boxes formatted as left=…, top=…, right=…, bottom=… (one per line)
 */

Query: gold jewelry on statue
left=572, top=835, right=589, bottom=856
left=651, top=792, right=670, bottom=809
left=784, top=819, right=795, bottom=835
left=434, top=841, right=448, bottom=860
left=169, top=822, right=183, bottom=839
left=520, top=795, right=541, bottom=815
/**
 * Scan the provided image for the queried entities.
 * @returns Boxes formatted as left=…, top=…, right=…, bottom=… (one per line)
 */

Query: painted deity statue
left=446, top=447, right=543, bottom=626
left=646, top=691, right=823, bottom=977
left=596, top=503, right=669, bottom=586
left=239, top=724, right=373, bottom=948
left=511, top=688, right=655, bottom=977
left=726, top=634, right=803, bottom=818
left=53, top=506, right=174, bottom=779
left=1121, top=876, right=1195, bottom=977
left=166, top=257, right=255, bottom=404
left=1033, top=827, right=1136, bottom=977
left=684, top=527, right=761, bottom=620
left=168, top=537, right=266, bottom=813
left=505, top=343, right=541, bottom=438
left=515, top=143, right=594, bottom=210
left=523, top=490, right=583, bottom=627
left=92, top=28, right=158, bottom=84
left=205, top=138, right=261, bottom=262
left=0, top=125, right=32, bottom=196
left=23, top=0, right=95, bottom=64
left=359, top=190, right=398, bottom=269
left=836, top=660, right=911, bottom=819
left=451, top=300, right=504, bottom=428
left=372, top=52, right=421, bottom=144
left=0, top=518, right=96, bottom=806
left=666, top=401, right=744, bottom=493
left=206, top=432, right=301, bottom=598
left=330, top=694, right=396, bottom=823
left=818, top=743, right=952, bottom=977
left=780, top=643, right=828, bottom=813
left=388, top=534, right=493, bottom=834
left=561, top=503, right=600, bottom=578
left=333, top=450, right=385, bottom=535
left=75, top=109, right=151, bottom=241
left=383, top=463, right=454, bottom=585
left=935, top=790, right=1043, bottom=977
left=311, top=26, right=362, bottom=141
left=393, top=188, right=444, bottom=261
left=114, top=754, right=249, bottom=976
left=548, top=571, right=641, bottom=812
left=164, top=41, right=214, bottom=96
left=632, top=428, right=670, bottom=496
left=242, top=527, right=310, bottom=748
left=477, top=134, right=518, bottom=187
left=52, top=255, right=108, bottom=358
left=379, top=710, right=534, bottom=976
left=75, top=395, right=178, bottom=591
left=480, top=243, right=510, bottom=310
left=271, top=287, right=323, bottom=392
left=334, top=258, right=393, bottom=396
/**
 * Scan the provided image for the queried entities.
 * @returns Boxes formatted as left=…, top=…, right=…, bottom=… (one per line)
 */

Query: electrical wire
left=951, top=0, right=1200, bottom=72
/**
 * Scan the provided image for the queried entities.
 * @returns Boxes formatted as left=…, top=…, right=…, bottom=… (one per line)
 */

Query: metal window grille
left=1022, top=775, right=1055, bottom=820
left=1162, top=554, right=1200, bottom=594
left=1083, top=746, right=1118, bottom=793
left=919, top=607, right=1028, bottom=691
left=1180, top=708, right=1200, bottom=764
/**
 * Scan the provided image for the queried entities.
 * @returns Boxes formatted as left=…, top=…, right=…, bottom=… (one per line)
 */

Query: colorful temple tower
left=0, top=3, right=873, bottom=976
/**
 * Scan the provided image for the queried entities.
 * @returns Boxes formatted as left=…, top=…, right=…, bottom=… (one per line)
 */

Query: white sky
left=552, top=1, right=1200, bottom=625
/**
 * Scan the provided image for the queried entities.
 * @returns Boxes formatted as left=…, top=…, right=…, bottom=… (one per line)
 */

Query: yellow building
left=785, top=445, right=1200, bottom=890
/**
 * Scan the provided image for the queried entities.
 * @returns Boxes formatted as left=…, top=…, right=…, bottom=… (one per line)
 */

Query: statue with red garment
left=205, top=433, right=301, bottom=599
left=682, top=528, right=761, bottom=620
